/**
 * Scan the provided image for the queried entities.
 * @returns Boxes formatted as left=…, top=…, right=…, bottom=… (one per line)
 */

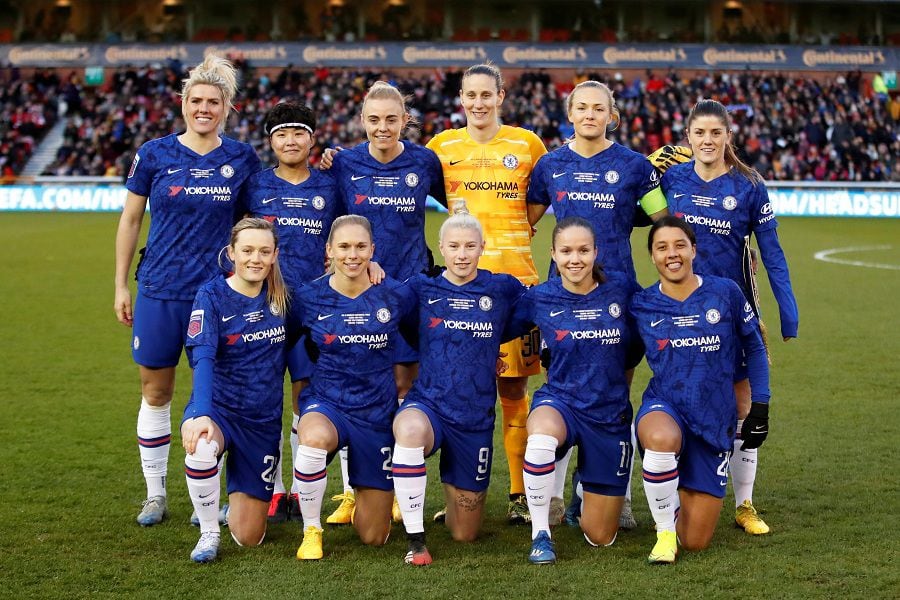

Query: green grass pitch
left=0, top=212, right=897, bottom=598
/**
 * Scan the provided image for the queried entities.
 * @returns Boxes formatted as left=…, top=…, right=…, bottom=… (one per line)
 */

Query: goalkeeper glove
left=740, top=402, right=769, bottom=450
left=647, top=144, right=693, bottom=175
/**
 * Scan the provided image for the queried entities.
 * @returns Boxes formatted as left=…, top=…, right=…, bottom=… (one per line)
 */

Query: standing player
left=526, top=80, right=668, bottom=528
left=245, top=101, right=346, bottom=524
left=527, top=80, right=668, bottom=282
left=392, top=211, right=527, bottom=565
left=662, top=99, right=798, bottom=535
left=292, top=215, right=417, bottom=560
left=181, top=218, right=291, bottom=562
left=427, top=63, right=547, bottom=524
left=114, top=55, right=260, bottom=526
left=325, top=81, right=446, bottom=525
left=512, top=217, right=642, bottom=564
left=632, top=216, right=771, bottom=563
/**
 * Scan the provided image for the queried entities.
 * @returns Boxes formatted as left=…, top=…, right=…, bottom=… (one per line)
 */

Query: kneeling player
left=511, top=217, right=643, bottom=564
left=181, top=218, right=292, bottom=563
left=631, top=216, right=770, bottom=564
left=392, top=211, right=527, bottom=565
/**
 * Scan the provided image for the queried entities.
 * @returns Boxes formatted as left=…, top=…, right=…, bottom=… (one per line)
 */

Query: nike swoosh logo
left=449, top=159, right=464, bottom=166
left=650, top=318, right=666, bottom=327
left=199, top=492, right=214, bottom=498
left=475, top=475, right=488, bottom=481
left=673, top=193, right=685, bottom=198
left=408, top=494, right=424, bottom=500
left=427, top=298, right=443, bottom=305
left=617, top=470, right=628, bottom=476
left=752, top=426, right=766, bottom=431
left=351, top=175, right=367, bottom=181
left=265, top=485, right=274, bottom=491
left=168, top=168, right=182, bottom=174
left=317, top=314, right=333, bottom=320
left=550, top=310, right=565, bottom=317
left=720, top=481, right=728, bottom=486
left=524, top=359, right=538, bottom=367
left=261, top=197, right=277, bottom=204
left=552, top=172, right=566, bottom=179
left=526, top=486, right=543, bottom=491
left=222, top=315, right=236, bottom=322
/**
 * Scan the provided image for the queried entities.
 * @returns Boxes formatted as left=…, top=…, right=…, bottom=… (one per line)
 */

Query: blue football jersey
left=295, top=276, right=417, bottom=426
left=631, top=275, right=760, bottom=449
left=662, top=163, right=778, bottom=293
left=126, top=134, right=261, bottom=300
left=185, top=276, right=288, bottom=424
left=527, top=143, right=660, bottom=281
left=403, top=270, right=527, bottom=431
left=246, top=168, right=344, bottom=289
left=516, top=275, right=640, bottom=426
left=331, top=141, right=445, bottom=280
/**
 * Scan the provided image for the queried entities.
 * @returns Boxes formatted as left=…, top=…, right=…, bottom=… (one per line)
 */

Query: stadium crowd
left=1, top=61, right=896, bottom=182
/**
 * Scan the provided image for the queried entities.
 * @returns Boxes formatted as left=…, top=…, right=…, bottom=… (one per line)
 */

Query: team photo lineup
left=110, top=53, right=802, bottom=567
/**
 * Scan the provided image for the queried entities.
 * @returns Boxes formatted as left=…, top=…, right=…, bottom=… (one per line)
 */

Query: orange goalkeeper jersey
left=427, top=125, right=547, bottom=285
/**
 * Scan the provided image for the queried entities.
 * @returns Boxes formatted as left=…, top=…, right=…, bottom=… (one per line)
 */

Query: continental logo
left=8, top=46, right=90, bottom=64
left=301, top=45, right=387, bottom=63
left=703, top=48, right=786, bottom=66
left=105, top=45, right=188, bottom=63
left=802, top=49, right=885, bottom=68
left=603, top=47, right=686, bottom=64
left=204, top=45, right=287, bottom=60
left=402, top=45, right=486, bottom=64
left=225, top=325, right=285, bottom=345
left=502, top=46, right=587, bottom=63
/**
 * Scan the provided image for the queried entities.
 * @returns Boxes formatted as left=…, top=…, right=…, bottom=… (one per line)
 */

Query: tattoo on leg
left=455, top=491, right=487, bottom=513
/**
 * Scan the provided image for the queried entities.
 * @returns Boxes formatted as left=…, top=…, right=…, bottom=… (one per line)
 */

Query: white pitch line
left=813, top=245, right=900, bottom=271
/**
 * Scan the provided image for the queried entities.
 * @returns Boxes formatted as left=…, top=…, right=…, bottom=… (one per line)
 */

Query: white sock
left=185, top=438, right=221, bottom=534
left=553, top=447, right=574, bottom=499
left=392, top=445, right=426, bottom=534
left=731, top=420, right=758, bottom=506
left=294, top=445, right=328, bottom=529
left=642, top=450, right=679, bottom=532
left=339, top=446, right=351, bottom=493
left=137, top=398, right=170, bottom=498
left=524, top=434, right=558, bottom=539
left=273, top=428, right=286, bottom=495
left=289, top=414, right=300, bottom=494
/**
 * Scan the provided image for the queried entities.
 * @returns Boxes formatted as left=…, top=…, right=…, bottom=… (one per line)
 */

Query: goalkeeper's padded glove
left=740, top=402, right=769, bottom=450
left=647, top=144, right=693, bottom=175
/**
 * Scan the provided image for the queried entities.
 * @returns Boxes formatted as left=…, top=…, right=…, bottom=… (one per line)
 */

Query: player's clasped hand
left=740, top=402, right=769, bottom=450
left=182, top=416, right=216, bottom=454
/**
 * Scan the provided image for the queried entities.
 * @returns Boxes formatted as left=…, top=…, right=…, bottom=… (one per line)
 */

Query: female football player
left=426, top=63, right=549, bottom=525
left=181, top=217, right=291, bottom=563
left=114, top=55, right=260, bottom=527
left=292, top=215, right=417, bottom=560
left=632, top=216, right=771, bottom=563
left=322, top=81, right=445, bottom=525
left=513, top=217, right=642, bottom=564
left=661, top=99, right=798, bottom=535
left=391, top=211, right=527, bottom=565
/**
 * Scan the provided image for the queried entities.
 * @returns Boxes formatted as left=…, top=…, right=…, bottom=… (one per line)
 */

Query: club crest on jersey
left=405, top=172, right=419, bottom=187
left=187, top=310, right=204, bottom=339
left=605, top=170, right=620, bottom=184
left=133, top=335, right=140, bottom=350
left=722, top=195, right=737, bottom=210
left=705, top=308, right=721, bottom=324
left=479, top=296, right=493, bottom=311
left=312, top=195, right=325, bottom=210
left=502, top=154, right=519, bottom=170
left=609, top=303, right=621, bottom=318
left=270, top=302, right=281, bottom=317
left=220, top=165, right=235, bottom=178
left=376, top=308, right=391, bottom=323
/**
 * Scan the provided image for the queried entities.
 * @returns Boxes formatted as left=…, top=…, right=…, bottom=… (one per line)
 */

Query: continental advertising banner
left=0, top=42, right=896, bottom=71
